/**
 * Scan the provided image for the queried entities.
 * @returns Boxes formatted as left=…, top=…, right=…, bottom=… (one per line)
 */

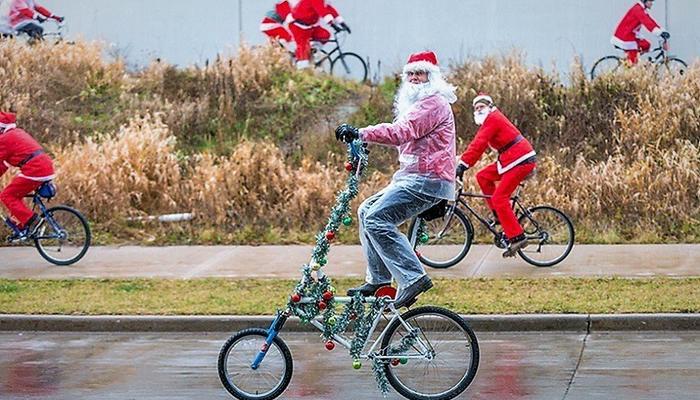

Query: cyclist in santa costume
left=9, top=0, right=63, bottom=40
left=289, top=0, right=349, bottom=69
left=0, top=112, right=55, bottom=239
left=457, top=94, right=536, bottom=257
left=611, top=0, right=669, bottom=64
left=260, top=1, right=294, bottom=49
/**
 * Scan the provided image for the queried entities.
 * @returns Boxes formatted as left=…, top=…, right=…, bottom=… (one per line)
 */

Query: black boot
left=393, top=275, right=433, bottom=309
left=347, top=282, right=390, bottom=297
left=503, top=234, right=528, bottom=258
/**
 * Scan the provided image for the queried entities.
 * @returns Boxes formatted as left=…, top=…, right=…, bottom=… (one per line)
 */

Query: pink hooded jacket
left=359, top=94, right=456, bottom=199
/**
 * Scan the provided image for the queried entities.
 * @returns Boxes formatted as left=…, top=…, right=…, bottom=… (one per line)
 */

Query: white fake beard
left=393, top=73, right=457, bottom=120
left=473, top=109, right=490, bottom=125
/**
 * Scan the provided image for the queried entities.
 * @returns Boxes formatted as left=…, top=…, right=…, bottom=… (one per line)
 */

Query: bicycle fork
left=251, top=311, right=288, bottom=370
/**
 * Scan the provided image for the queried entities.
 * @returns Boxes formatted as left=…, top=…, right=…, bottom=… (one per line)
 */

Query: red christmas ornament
left=391, top=359, right=400, bottom=366
left=318, top=301, right=327, bottom=310
left=291, top=293, right=301, bottom=303
left=322, top=290, right=334, bottom=301
left=325, top=341, right=335, bottom=351
left=345, top=162, right=354, bottom=172
left=325, top=231, right=336, bottom=241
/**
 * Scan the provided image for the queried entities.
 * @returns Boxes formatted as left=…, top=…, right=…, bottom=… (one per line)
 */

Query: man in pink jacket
left=335, top=51, right=457, bottom=308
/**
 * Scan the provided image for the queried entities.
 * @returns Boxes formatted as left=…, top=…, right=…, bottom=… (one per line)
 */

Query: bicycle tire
left=657, top=57, right=688, bottom=78
left=517, top=205, right=575, bottom=267
left=408, top=207, right=474, bottom=269
left=330, top=51, right=367, bottom=82
left=34, top=205, right=91, bottom=266
left=590, top=55, right=623, bottom=79
left=218, top=328, right=293, bottom=400
left=381, top=306, right=480, bottom=400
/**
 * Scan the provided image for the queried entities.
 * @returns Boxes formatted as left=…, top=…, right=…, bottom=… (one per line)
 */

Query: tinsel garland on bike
left=283, top=140, right=413, bottom=394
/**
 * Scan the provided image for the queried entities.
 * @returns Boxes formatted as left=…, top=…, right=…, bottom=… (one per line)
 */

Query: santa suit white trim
left=18, top=172, right=55, bottom=181
left=497, top=150, right=537, bottom=174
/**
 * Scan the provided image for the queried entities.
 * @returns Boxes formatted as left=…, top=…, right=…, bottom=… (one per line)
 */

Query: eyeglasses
left=406, top=71, right=427, bottom=77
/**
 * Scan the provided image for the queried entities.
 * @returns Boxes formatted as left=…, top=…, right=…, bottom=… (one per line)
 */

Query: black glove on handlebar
left=456, top=164, right=469, bottom=180
left=660, top=31, right=670, bottom=40
left=335, top=124, right=359, bottom=143
left=340, top=22, right=351, bottom=34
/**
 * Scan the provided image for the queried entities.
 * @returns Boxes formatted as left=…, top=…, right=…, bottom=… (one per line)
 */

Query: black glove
left=660, top=31, right=670, bottom=40
left=335, top=123, right=359, bottom=143
left=330, top=22, right=342, bottom=33
left=340, top=22, right=351, bottom=34
left=456, top=164, right=469, bottom=180
left=36, top=16, right=47, bottom=23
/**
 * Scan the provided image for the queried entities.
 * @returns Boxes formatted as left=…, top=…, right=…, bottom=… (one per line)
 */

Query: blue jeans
left=358, top=184, right=439, bottom=289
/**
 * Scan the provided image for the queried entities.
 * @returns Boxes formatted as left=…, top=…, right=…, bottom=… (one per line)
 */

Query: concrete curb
left=1, top=313, right=698, bottom=332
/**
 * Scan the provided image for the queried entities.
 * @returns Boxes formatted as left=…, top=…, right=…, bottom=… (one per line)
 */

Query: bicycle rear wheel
left=218, top=328, right=293, bottom=400
left=657, top=57, right=688, bottom=78
left=381, top=306, right=479, bottom=400
left=408, top=207, right=473, bottom=269
left=590, top=55, right=623, bottom=79
left=331, top=52, right=367, bottom=82
left=517, top=205, right=574, bottom=267
left=34, top=205, right=91, bottom=266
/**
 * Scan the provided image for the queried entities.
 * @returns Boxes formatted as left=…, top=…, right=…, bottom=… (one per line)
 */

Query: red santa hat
left=0, top=112, right=16, bottom=131
left=403, top=51, right=441, bottom=75
left=472, top=93, right=494, bottom=107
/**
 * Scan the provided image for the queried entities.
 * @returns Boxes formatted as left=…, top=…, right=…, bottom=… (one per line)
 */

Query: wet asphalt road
left=0, top=331, right=698, bottom=400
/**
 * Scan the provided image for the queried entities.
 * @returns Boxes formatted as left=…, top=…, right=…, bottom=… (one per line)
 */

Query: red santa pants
left=0, top=175, right=41, bottom=228
left=289, top=22, right=331, bottom=62
left=476, top=162, right=536, bottom=240
left=625, top=38, right=651, bottom=64
left=260, top=17, right=293, bottom=43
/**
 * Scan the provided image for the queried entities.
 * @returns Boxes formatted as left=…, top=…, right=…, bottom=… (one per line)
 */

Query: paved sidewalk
left=2, top=244, right=699, bottom=279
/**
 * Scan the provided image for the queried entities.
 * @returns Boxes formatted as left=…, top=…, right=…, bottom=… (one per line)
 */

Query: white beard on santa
left=393, top=72, right=457, bottom=121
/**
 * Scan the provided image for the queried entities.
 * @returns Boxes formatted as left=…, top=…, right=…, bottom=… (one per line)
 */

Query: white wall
left=41, top=0, right=699, bottom=74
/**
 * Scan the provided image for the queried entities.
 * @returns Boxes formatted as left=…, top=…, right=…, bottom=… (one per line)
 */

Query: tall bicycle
left=1, top=181, right=90, bottom=266
left=590, top=38, right=688, bottom=79
left=408, top=179, right=575, bottom=268
left=218, top=141, right=479, bottom=400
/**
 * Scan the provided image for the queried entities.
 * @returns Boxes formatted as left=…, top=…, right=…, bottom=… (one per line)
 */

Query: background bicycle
left=2, top=19, right=66, bottom=45
left=408, top=180, right=575, bottom=268
left=590, top=38, right=688, bottom=79
left=2, top=181, right=90, bottom=266
left=284, top=29, right=368, bottom=83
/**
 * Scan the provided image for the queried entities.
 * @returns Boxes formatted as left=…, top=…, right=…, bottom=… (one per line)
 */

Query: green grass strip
left=0, top=278, right=698, bottom=315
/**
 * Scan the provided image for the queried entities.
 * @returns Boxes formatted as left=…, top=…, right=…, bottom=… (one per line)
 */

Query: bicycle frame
left=313, top=31, right=345, bottom=68
left=250, top=296, right=431, bottom=369
left=2, top=192, right=63, bottom=242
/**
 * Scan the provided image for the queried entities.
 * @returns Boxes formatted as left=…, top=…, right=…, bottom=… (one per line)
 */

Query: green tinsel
left=372, top=329, right=420, bottom=395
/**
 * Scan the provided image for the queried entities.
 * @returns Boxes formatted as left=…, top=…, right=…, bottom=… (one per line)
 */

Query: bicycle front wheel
left=408, top=207, right=474, bottom=269
left=590, top=55, right=623, bottom=79
left=330, top=52, right=367, bottom=82
left=381, top=306, right=479, bottom=400
left=34, top=205, right=91, bottom=266
left=517, top=206, right=574, bottom=267
left=218, top=328, right=293, bottom=400
left=657, top=57, right=688, bottom=78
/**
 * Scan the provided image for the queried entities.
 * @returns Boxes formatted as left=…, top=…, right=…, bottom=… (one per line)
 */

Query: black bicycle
left=590, top=38, right=687, bottom=79
left=408, top=180, right=574, bottom=268
left=2, top=181, right=90, bottom=265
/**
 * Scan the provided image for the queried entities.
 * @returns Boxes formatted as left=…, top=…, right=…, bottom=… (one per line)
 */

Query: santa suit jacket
left=0, top=127, right=55, bottom=181
left=291, top=0, right=337, bottom=27
left=9, top=0, right=53, bottom=29
left=611, top=1, right=664, bottom=50
left=360, top=94, right=456, bottom=199
left=460, top=109, right=536, bottom=175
